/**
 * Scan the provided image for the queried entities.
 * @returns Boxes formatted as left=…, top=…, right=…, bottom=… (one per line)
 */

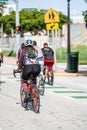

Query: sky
left=9, top=0, right=87, bottom=16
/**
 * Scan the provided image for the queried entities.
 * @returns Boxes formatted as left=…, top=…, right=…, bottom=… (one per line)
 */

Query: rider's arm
left=18, top=49, right=23, bottom=70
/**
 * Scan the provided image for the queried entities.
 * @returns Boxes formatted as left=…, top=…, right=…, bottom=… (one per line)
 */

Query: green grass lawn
left=3, top=45, right=87, bottom=64
left=3, top=51, right=16, bottom=57
left=56, top=45, right=87, bottom=64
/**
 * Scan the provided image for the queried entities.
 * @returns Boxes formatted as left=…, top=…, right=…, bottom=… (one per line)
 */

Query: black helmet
left=21, top=43, right=25, bottom=48
left=33, top=40, right=37, bottom=46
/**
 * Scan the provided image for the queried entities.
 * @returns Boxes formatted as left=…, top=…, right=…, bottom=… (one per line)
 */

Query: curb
left=54, top=73, right=87, bottom=76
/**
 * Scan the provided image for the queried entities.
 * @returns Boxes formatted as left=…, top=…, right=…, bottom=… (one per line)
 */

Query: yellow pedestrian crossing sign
left=46, top=23, right=59, bottom=30
left=44, top=8, right=60, bottom=23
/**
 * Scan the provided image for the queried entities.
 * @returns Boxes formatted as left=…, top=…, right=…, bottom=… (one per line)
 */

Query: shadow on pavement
left=0, top=80, right=6, bottom=85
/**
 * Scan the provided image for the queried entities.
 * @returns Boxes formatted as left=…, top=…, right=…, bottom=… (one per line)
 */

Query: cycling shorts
left=44, top=59, right=54, bottom=68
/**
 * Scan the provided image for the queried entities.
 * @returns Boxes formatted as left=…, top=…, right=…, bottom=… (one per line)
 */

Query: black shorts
left=22, top=64, right=41, bottom=80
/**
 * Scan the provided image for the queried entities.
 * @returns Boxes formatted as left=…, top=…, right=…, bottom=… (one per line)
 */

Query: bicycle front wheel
left=37, top=74, right=45, bottom=96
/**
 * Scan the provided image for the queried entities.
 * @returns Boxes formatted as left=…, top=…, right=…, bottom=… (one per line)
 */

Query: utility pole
left=67, top=0, right=71, bottom=53
left=12, top=0, right=20, bottom=58
left=66, top=0, right=79, bottom=73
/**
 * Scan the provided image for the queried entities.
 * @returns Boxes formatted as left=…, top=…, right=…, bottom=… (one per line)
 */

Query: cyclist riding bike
left=13, top=40, right=41, bottom=111
left=33, top=40, right=44, bottom=67
left=14, top=39, right=41, bottom=83
left=41, top=43, right=54, bottom=78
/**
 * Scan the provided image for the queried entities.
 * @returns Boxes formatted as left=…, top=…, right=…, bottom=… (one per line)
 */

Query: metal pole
left=67, top=0, right=71, bottom=52
left=1, top=23, right=3, bottom=44
left=59, top=30, right=62, bottom=61
left=84, top=0, right=87, bottom=3
left=13, top=0, right=20, bottom=58
left=47, top=30, right=49, bottom=46
left=52, top=30, right=56, bottom=71
left=65, top=0, right=71, bottom=72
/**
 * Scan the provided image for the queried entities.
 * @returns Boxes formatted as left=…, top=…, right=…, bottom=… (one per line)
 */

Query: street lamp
left=67, top=0, right=71, bottom=52
left=66, top=0, right=79, bottom=73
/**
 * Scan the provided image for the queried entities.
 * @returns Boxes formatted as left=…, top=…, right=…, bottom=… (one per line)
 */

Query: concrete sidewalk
left=3, top=56, right=87, bottom=76
left=54, top=63, right=87, bottom=76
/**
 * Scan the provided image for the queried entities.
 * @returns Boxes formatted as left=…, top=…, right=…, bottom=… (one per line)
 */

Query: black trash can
left=66, top=52, right=79, bottom=73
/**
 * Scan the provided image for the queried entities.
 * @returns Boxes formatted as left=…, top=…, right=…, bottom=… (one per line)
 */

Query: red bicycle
left=20, top=75, right=40, bottom=113
left=13, top=70, right=40, bottom=113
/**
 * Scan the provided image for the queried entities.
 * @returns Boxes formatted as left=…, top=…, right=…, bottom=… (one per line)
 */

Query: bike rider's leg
left=32, top=77, right=38, bottom=98
left=43, top=66, right=46, bottom=75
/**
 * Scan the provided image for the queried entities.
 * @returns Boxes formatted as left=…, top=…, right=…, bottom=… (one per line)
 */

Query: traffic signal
left=16, top=26, right=21, bottom=31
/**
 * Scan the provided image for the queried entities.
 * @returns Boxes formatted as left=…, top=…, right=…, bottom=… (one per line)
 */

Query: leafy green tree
left=0, top=11, right=15, bottom=35
left=59, top=11, right=68, bottom=30
left=82, top=10, right=87, bottom=22
left=82, top=0, right=87, bottom=22
left=20, top=10, right=45, bottom=33
left=0, top=9, right=68, bottom=35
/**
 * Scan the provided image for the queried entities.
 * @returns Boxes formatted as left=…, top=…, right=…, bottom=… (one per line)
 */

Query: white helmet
left=25, top=39, right=33, bottom=46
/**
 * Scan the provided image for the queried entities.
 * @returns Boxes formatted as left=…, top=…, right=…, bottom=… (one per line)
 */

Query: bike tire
left=20, top=87, right=27, bottom=108
left=32, top=87, right=40, bottom=113
left=37, top=74, right=45, bottom=96
left=48, top=70, right=54, bottom=85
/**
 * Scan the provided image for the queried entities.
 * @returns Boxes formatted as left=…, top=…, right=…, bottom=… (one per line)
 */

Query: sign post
left=12, top=0, right=20, bottom=58
left=44, top=8, right=60, bottom=70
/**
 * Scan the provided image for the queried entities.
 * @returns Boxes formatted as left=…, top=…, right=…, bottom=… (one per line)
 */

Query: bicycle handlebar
left=13, top=69, right=21, bottom=78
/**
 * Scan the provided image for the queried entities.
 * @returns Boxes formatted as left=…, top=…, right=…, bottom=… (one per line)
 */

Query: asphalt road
left=0, top=64, right=87, bottom=130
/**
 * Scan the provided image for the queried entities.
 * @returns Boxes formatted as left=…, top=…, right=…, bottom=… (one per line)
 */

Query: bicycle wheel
left=32, top=86, right=40, bottom=113
left=48, top=70, right=54, bottom=85
left=20, top=87, right=27, bottom=108
left=37, top=74, right=45, bottom=96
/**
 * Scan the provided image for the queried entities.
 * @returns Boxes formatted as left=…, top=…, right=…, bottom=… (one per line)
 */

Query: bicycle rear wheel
left=48, top=70, right=54, bottom=85
left=37, top=74, right=45, bottom=96
left=32, top=86, right=40, bottom=113
left=20, top=87, right=27, bottom=108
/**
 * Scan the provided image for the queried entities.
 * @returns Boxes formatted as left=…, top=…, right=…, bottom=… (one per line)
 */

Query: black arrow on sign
left=50, top=25, right=55, bottom=28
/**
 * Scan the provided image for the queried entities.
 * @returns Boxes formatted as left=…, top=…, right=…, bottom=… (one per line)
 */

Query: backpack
left=20, top=47, right=41, bottom=80
left=42, top=47, right=54, bottom=60
left=22, top=46, right=37, bottom=65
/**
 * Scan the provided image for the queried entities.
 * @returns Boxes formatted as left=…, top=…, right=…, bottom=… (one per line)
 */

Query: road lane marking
left=45, top=86, right=65, bottom=89
left=53, top=90, right=86, bottom=93
left=71, top=96, right=87, bottom=99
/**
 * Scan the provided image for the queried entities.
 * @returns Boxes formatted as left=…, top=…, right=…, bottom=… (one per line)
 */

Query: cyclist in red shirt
left=41, top=43, right=54, bottom=75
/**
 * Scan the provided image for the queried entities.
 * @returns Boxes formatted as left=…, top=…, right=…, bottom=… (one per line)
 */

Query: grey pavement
left=2, top=56, right=87, bottom=76
left=54, top=63, right=87, bottom=76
